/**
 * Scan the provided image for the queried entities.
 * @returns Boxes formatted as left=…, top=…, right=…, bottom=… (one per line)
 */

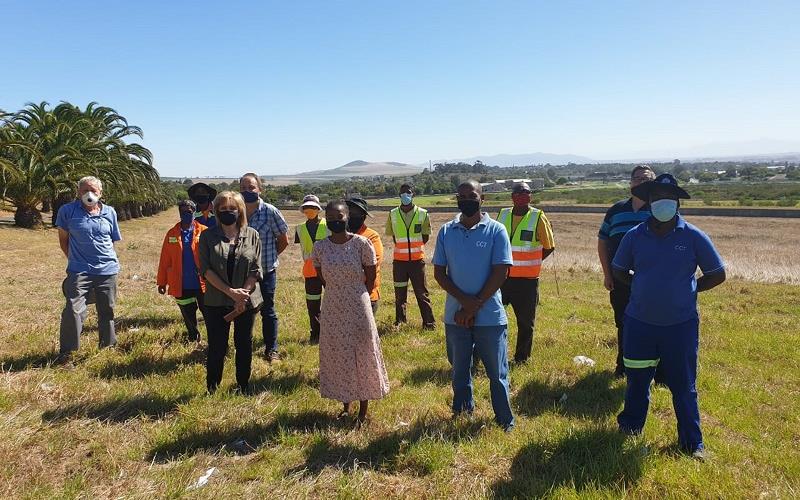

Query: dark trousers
left=611, top=278, right=665, bottom=382
left=176, top=289, right=206, bottom=341
left=501, top=277, right=539, bottom=363
left=617, top=315, right=703, bottom=451
left=610, top=279, right=631, bottom=374
left=371, top=300, right=379, bottom=316
left=304, top=276, right=323, bottom=343
left=393, top=260, right=436, bottom=327
left=205, top=306, right=256, bottom=392
left=259, top=270, right=278, bottom=354
left=60, top=272, right=117, bottom=354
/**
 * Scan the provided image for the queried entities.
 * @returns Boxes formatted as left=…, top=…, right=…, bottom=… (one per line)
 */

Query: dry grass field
left=0, top=208, right=798, bottom=498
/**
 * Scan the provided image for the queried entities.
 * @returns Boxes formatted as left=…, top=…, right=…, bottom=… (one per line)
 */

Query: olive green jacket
left=198, top=225, right=263, bottom=308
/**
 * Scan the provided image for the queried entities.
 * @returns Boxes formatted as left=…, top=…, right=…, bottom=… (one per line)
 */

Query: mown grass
left=0, top=210, right=798, bottom=498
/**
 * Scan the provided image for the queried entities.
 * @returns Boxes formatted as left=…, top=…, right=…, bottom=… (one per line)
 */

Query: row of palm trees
left=0, top=101, right=171, bottom=227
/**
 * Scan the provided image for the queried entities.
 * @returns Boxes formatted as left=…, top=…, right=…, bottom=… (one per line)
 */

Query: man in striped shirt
left=598, top=165, right=657, bottom=377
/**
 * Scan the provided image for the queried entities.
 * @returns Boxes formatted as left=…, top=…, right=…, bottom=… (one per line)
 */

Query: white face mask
left=82, top=191, right=99, bottom=207
left=651, top=199, right=678, bottom=222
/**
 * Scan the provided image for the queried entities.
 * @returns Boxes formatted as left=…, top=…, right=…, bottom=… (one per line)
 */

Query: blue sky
left=2, top=1, right=799, bottom=177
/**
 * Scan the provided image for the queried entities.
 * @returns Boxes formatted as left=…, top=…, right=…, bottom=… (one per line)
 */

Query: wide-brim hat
left=187, top=182, right=218, bottom=200
left=345, top=197, right=371, bottom=217
left=300, top=194, right=322, bottom=211
left=632, top=173, right=691, bottom=200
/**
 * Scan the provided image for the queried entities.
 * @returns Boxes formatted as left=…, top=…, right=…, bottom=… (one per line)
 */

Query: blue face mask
left=240, top=191, right=260, bottom=203
left=651, top=199, right=678, bottom=222
left=400, top=193, right=413, bottom=206
left=180, top=211, right=195, bottom=225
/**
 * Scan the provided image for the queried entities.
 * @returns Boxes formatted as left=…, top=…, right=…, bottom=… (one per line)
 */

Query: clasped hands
left=455, top=295, right=482, bottom=327
left=228, top=287, right=251, bottom=314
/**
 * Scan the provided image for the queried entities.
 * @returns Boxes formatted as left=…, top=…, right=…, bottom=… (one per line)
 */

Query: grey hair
left=78, top=176, right=103, bottom=191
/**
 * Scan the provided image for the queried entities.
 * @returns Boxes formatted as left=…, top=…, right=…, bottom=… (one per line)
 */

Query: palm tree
left=0, top=101, right=161, bottom=227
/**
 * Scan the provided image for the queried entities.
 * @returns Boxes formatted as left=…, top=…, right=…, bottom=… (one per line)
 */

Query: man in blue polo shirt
left=56, top=176, right=122, bottom=361
left=433, top=180, right=515, bottom=431
left=598, top=165, right=656, bottom=378
left=612, top=173, right=725, bottom=460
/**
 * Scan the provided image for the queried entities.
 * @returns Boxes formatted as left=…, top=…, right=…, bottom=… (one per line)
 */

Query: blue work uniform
left=612, top=215, right=724, bottom=452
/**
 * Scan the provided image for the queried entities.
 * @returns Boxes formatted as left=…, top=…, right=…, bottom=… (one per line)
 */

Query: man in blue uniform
left=612, top=173, right=725, bottom=460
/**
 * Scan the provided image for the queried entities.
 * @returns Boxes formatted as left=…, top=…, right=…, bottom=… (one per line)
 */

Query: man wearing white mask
left=55, top=176, right=122, bottom=361
left=612, top=173, right=726, bottom=460
left=385, top=183, right=436, bottom=329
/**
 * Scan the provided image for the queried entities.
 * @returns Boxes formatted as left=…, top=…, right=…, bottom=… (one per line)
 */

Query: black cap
left=345, top=197, right=371, bottom=217
left=631, top=173, right=691, bottom=200
left=187, top=182, right=218, bottom=200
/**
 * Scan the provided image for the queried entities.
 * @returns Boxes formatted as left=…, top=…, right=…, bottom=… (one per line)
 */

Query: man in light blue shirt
left=433, top=181, right=515, bottom=430
left=55, top=176, right=121, bottom=360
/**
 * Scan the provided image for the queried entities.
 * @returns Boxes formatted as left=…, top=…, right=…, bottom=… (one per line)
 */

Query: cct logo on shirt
left=674, top=245, right=687, bottom=251
left=476, top=240, right=488, bottom=248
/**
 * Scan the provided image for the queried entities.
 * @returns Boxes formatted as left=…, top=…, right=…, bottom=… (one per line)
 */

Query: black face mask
left=218, top=210, right=238, bottom=226
left=347, top=215, right=366, bottom=233
left=192, top=195, right=210, bottom=210
left=240, top=191, right=260, bottom=203
left=458, top=199, right=481, bottom=217
left=328, top=220, right=347, bottom=234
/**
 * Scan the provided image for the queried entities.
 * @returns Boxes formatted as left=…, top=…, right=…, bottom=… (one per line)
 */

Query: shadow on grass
left=250, top=370, right=318, bottom=395
left=115, top=316, right=184, bottom=331
left=514, top=370, right=624, bottom=420
left=148, top=410, right=341, bottom=462
left=404, top=366, right=451, bottom=386
left=491, top=427, right=644, bottom=497
left=92, top=349, right=205, bottom=379
left=290, top=416, right=487, bottom=477
left=42, top=393, right=194, bottom=423
left=0, top=352, right=61, bottom=372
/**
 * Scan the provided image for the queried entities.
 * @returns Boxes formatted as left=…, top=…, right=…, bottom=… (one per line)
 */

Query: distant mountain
left=262, top=160, right=423, bottom=183
left=434, top=152, right=595, bottom=168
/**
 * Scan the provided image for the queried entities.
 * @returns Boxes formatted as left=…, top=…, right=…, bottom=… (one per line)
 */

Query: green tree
left=0, top=101, right=160, bottom=227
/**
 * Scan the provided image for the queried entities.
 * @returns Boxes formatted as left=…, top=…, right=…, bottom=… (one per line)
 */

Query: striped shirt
left=598, top=198, right=650, bottom=261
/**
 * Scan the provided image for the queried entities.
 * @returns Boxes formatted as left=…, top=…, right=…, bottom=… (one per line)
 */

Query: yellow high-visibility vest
left=297, top=218, right=328, bottom=278
left=497, top=207, right=543, bottom=278
left=390, top=206, right=427, bottom=261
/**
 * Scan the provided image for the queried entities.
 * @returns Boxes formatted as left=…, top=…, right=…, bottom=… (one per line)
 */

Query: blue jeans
left=617, top=315, right=702, bottom=451
left=445, top=324, right=514, bottom=428
left=259, top=270, right=278, bottom=353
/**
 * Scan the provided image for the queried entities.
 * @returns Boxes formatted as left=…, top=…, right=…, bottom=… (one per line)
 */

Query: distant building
left=480, top=178, right=545, bottom=192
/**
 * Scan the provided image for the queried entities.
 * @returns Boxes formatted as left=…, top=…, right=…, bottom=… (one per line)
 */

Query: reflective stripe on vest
left=297, top=219, right=328, bottom=278
left=497, top=207, right=543, bottom=278
left=390, top=207, right=426, bottom=261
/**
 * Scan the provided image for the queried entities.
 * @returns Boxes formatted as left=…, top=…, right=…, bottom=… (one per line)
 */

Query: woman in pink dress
left=311, top=201, right=390, bottom=424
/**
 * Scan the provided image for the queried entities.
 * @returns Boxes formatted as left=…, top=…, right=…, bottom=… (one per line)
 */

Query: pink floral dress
left=311, top=235, right=390, bottom=402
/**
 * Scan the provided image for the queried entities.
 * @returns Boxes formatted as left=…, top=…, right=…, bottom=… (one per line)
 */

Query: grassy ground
left=1, top=210, right=799, bottom=498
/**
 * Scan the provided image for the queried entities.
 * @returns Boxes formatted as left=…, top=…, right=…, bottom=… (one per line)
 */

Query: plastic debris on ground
left=572, top=355, right=596, bottom=367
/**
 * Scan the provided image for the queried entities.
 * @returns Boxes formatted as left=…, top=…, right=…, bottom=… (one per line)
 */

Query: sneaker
left=691, top=448, right=707, bottom=461
left=265, top=350, right=280, bottom=363
left=502, top=422, right=515, bottom=433
left=422, top=323, right=436, bottom=331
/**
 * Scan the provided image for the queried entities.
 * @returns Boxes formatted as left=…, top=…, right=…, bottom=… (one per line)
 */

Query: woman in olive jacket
left=199, top=191, right=263, bottom=394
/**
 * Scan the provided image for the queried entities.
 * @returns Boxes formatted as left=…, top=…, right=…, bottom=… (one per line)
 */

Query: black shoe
left=234, top=384, right=252, bottom=396
left=422, top=323, right=436, bottom=331
left=264, top=350, right=280, bottom=363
